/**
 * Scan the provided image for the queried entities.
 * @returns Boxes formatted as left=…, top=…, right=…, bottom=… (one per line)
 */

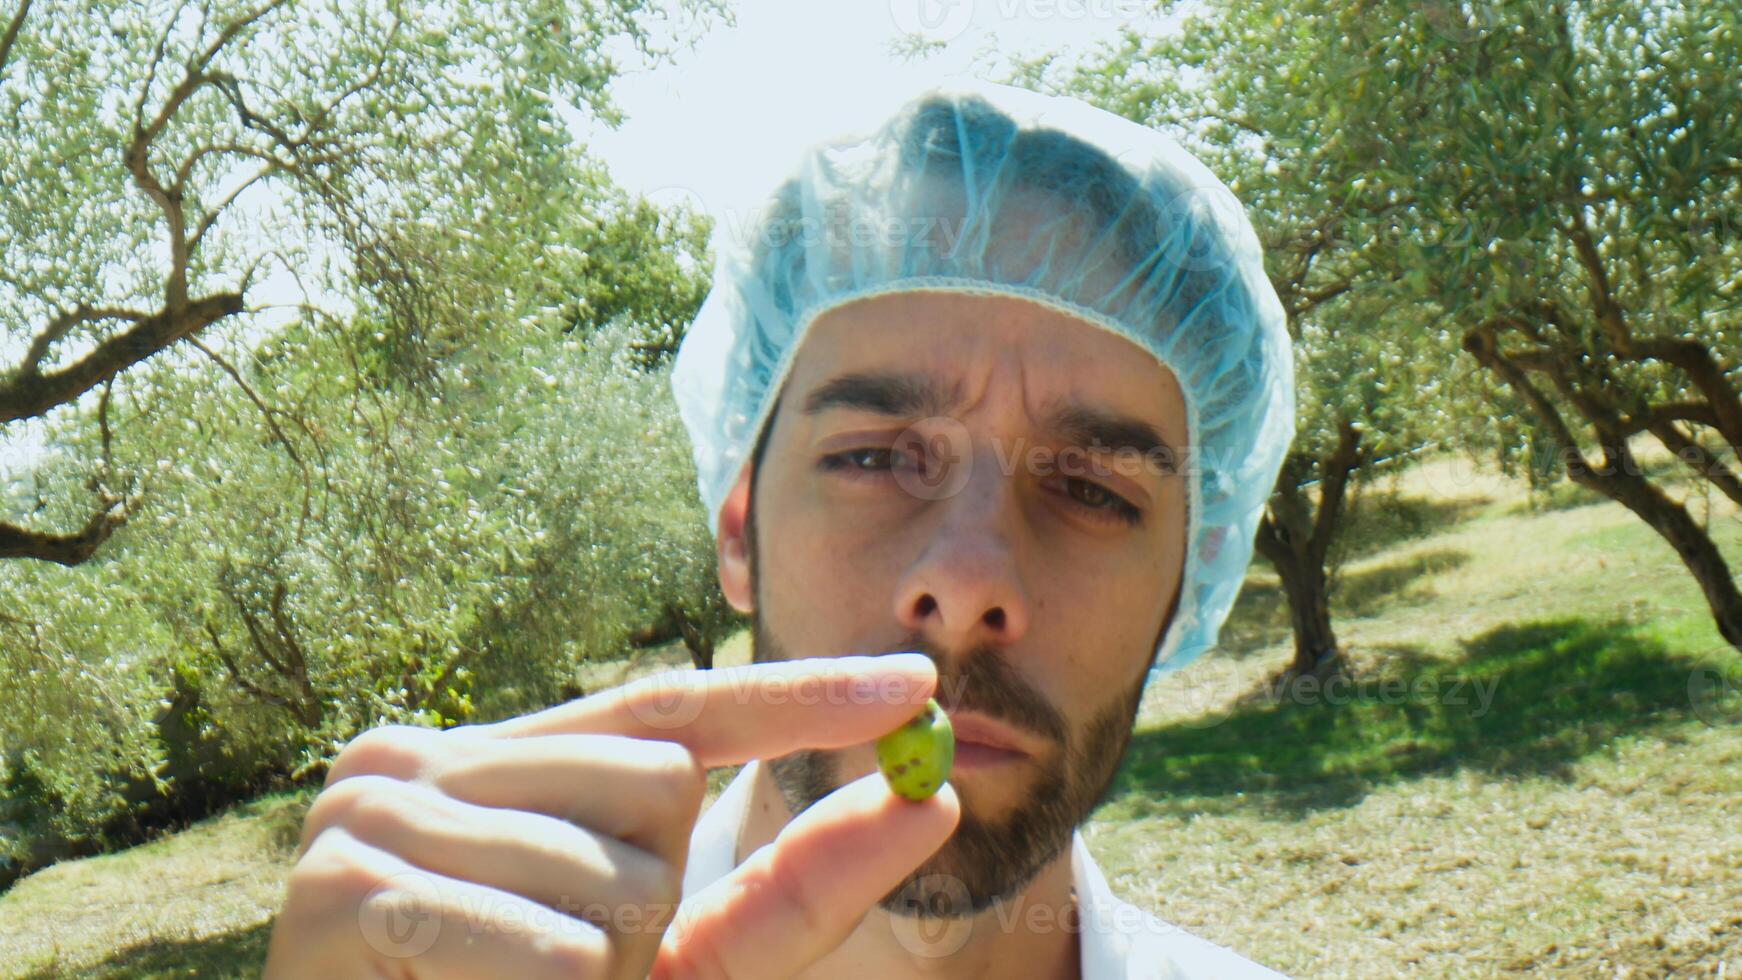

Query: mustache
left=894, top=640, right=1067, bottom=749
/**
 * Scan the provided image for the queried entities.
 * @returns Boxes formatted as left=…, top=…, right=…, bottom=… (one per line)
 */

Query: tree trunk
left=628, top=602, right=716, bottom=670
left=1277, top=542, right=1340, bottom=673
left=675, top=604, right=715, bottom=670
left=1573, top=444, right=1742, bottom=650
left=1254, top=421, right=1364, bottom=678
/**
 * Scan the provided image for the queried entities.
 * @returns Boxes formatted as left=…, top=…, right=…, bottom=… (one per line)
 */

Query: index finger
left=468, top=653, right=938, bottom=768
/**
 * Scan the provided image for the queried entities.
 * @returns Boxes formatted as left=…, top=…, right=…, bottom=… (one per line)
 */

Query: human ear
left=716, top=465, right=754, bottom=613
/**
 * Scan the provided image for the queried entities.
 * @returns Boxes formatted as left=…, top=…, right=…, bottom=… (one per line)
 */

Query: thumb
left=652, top=772, right=961, bottom=979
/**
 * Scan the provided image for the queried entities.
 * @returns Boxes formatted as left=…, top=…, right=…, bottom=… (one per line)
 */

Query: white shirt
left=681, top=760, right=1289, bottom=979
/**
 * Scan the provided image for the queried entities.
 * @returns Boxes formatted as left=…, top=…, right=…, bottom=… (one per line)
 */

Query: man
left=264, top=80, right=1293, bottom=978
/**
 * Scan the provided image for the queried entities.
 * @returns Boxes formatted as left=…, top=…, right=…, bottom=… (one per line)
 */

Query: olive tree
left=1, top=0, right=734, bottom=880
left=0, top=0, right=718, bottom=564
left=1303, top=0, right=1742, bottom=648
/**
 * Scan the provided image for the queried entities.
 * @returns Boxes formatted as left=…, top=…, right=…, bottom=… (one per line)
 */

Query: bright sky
left=574, top=0, right=1150, bottom=218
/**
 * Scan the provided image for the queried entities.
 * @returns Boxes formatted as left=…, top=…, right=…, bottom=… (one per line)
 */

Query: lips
left=943, top=711, right=1032, bottom=757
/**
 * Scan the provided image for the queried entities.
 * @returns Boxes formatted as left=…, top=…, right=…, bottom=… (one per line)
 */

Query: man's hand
left=262, top=653, right=959, bottom=979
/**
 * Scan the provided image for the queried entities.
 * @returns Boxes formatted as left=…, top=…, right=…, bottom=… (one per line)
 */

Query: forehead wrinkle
left=800, top=296, right=1175, bottom=453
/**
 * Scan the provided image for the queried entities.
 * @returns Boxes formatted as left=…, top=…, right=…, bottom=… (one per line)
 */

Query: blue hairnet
left=670, top=79, right=1294, bottom=680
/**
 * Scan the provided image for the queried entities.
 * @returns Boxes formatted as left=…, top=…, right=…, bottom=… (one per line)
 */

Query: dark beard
left=753, top=614, right=1149, bottom=919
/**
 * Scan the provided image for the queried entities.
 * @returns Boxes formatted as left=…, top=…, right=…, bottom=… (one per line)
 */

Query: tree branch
left=93, top=376, right=122, bottom=497
left=267, top=582, right=310, bottom=680
left=0, top=374, right=144, bottom=565
left=184, top=335, right=313, bottom=529
left=228, top=589, right=292, bottom=678
left=125, top=0, right=293, bottom=306
left=194, top=0, right=290, bottom=75
left=1562, top=212, right=1742, bottom=454
left=1616, top=336, right=1742, bottom=455
left=1624, top=401, right=1722, bottom=436
left=0, top=291, right=244, bottom=424
left=132, top=0, right=191, bottom=136
left=0, top=0, right=30, bottom=77
left=1650, top=422, right=1742, bottom=510
left=207, top=73, right=304, bottom=153
left=1202, top=109, right=1267, bottom=138
left=204, top=621, right=296, bottom=711
left=174, top=141, right=281, bottom=195
left=1308, top=421, right=1365, bottom=569
left=1463, top=324, right=1595, bottom=478
left=19, top=305, right=148, bottom=375
left=1294, top=274, right=1359, bottom=316
left=0, top=501, right=130, bottom=565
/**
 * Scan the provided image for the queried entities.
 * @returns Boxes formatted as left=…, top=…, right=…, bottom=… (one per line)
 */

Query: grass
left=1113, top=452, right=1742, bottom=976
left=2, top=453, right=1740, bottom=977
left=0, top=791, right=309, bottom=977
left=1118, top=617, right=1721, bottom=809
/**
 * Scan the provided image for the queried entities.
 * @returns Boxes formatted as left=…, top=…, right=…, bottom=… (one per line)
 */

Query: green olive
left=875, top=697, right=954, bottom=801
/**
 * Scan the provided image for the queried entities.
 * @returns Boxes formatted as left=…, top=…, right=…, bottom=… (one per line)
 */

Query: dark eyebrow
left=1044, top=401, right=1176, bottom=469
left=801, top=370, right=963, bottom=419
left=802, top=369, right=1178, bottom=472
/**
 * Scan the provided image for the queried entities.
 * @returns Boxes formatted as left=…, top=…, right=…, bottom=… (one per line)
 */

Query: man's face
left=714, top=290, right=1189, bottom=917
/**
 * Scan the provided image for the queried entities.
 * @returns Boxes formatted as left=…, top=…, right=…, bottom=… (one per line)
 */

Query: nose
left=892, top=447, right=1031, bottom=653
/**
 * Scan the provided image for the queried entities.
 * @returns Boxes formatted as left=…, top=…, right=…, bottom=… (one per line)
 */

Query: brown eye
left=819, top=447, right=920, bottom=477
left=1067, top=479, right=1113, bottom=507
left=842, top=448, right=894, bottom=470
left=1060, top=478, right=1144, bottom=526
